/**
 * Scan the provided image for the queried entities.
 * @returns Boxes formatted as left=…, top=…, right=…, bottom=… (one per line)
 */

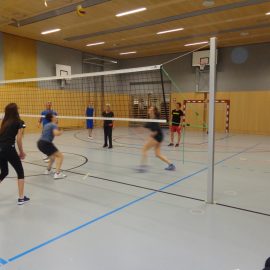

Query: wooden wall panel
left=3, top=33, right=37, bottom=80
left=0, top=84, right=131, bottom=133
left=171, top=91, right=270, bottom=135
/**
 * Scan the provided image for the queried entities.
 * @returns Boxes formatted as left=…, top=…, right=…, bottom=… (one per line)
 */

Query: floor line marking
left=3, top=143, right=259, bottom=265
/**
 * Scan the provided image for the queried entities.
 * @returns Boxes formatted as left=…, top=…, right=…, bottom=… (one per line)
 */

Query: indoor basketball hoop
left=199, top=57, right=209, bottom=70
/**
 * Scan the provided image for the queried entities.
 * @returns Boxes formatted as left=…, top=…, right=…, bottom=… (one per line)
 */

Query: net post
left=207, top=37, right=217, bottom=204
left=160, top=66, right=169, bottom=123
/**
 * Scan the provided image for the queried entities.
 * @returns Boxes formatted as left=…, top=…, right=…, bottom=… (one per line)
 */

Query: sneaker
left=108, top=145, right=113, bottom=149
left=17, top=196, right=30, bottom=205
left=43, top=158, right=50, bottom=163
left=175, top=143, right=179, bottom=147
left=88, top=136, right=93, bottom=139
left=168, top=143, right=174, bottom=146
left=165, top=164, right=176, bottom=171
left=44, top=169, right=52, bottom=175
left=103, top=144, right=108, bottom=148
left=54, top=172, right=67, bottom=179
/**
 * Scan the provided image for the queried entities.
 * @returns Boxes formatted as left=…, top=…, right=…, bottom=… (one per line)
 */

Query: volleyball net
left=0, top=65, right=171, bottom=132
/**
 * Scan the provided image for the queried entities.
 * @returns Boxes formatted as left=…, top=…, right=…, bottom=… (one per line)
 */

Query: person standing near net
left=86, top=101, right=94, bottom=139
left=37, top=113, right=66, bottom=179
left=0, top=103, right=29, bottom=205
left=168, top=102, right=184, bottom=147
left=138, top=106, right=176, bottom=172
left=38, top=101, right=58, bottom=128
left=102, top=104, right=114, bottom=149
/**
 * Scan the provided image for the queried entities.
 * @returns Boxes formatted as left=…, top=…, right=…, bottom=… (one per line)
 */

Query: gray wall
left=37, top=41, right=83, bottom=77
left=0, top=32, right=4, bottom=81
left=120, top=43, right=270, bottom=92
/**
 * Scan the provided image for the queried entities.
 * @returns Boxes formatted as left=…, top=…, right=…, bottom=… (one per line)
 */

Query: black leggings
left=104, top=126, right=113, bottom=147
left=0, top=145, right=24, bottom=181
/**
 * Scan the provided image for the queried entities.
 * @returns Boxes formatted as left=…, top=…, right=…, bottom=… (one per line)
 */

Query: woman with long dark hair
left=137, top=106, right=176, bottom=172
left=0, top=103, right=29, bottom=205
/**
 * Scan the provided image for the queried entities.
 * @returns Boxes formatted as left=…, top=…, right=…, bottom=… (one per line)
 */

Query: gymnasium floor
left=0, top=127, right=270, bottom=270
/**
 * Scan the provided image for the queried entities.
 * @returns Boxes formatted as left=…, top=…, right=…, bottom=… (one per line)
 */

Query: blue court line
left=1, top=143, right=259, bottom=266
left=0, top=258, right=7, bottom=265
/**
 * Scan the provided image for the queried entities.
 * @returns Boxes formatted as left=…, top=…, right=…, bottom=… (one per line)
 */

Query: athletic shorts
left=171, top=125, right=181, bottom=134
left=37, top=140, right=58, bottom=157
left=86, top=120, right=94, bottom=129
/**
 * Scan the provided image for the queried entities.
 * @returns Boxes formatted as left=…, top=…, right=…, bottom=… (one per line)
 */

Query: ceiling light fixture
left=184, top=41, right=209, bottom=47
left=86, top=42, right=105, bottom=47
left=44, top=0, right=48, bottom=7
left=120, top=51, right=137, bottom=55
left=202, top=0, right=215, bottom=7
left=41, top=28, right=61, bottom=35
left=240, top=32, right=249, bottom=36
left=266, top=12, right=270, bottom=15
left=157, top=28, right=184, bottom=35
left=116, top=7, right=146, bottom=17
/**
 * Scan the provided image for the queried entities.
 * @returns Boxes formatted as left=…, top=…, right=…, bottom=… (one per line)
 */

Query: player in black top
left=168, top=102, right=184, bottom=147
left=102, top=104, right=114, bottom=149
left=137, top=106, right=176, bottom=172
left=0, top=103, right=29, bottom=205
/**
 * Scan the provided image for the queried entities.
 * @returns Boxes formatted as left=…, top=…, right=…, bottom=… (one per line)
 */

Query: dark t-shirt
left=102, top=111, right=114, bottom=127
left=171, top=109, right=184, bottom=126
left=144, top=122, right=163, bottom=143
left=0, top=120, right=25, bottom=147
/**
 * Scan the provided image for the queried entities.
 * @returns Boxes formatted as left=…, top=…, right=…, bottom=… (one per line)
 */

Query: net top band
left=0, top=65, right=161, bottom=84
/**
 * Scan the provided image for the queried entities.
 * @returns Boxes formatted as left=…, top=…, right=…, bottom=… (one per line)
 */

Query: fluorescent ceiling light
left=157, top=28, right=184, bottom=35
left=86, top=42, right=105, bottom=47
left=116, top=7, right=146, bottom=17
left=41, top=28, right=61, bottom=35
left=266, top=12, right=270, bottom=15
left=120, top=51, right=137, bottom=55
left=184, top=41, right=209, bottom=46
left=202, top=0, right=215, bottom=7
left=240, top=32, right=249, bottom=36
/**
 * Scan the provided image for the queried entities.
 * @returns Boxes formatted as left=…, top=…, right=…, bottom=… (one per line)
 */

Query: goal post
left=183, top=99, right=230, bottom=133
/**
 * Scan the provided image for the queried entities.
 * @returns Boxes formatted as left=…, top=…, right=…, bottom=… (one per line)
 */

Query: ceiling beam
left=105, top=22, right=270, bottom=52
left=9, top=0, right=111, bottom=27
left=65, top=0, right=270, bottom=41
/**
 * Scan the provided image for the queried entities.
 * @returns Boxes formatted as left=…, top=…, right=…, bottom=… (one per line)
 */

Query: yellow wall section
left=3, top=33, right=37, bottom=80
left=171, top=91, right=270, bottom=135
left=0, top=84, right=130, bottom=132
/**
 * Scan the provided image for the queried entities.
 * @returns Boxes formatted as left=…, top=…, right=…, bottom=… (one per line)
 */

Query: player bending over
left=37, top=113, right=66, bottom=179
left=138, top=106, right=176, bottom=172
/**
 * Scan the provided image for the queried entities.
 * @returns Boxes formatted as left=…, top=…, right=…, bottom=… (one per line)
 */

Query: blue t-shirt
left=40, top=123, right=58, bottom=142
left=41, top=110, right=57, bottom=126
left=86, top=107, right=94, bottom=117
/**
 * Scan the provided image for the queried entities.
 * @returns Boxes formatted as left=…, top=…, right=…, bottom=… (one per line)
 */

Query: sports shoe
left=168, top=143, right=174, bottom=146
left=165, top=164, right=176, bottom=171
left=108, top=145, right=113, bottom=149
left=17, top=196, right=30, bottom=205
left=54, top=172, right=67, bottom=179
left=43, top=158, right=50, bottom=163
left=88, top=136, right=93, bottom=139
left=44, top=169, right=52, bottom=175
left=103, top=144, right=108, bottom=148
left=175, top=143, right=179, bottom=147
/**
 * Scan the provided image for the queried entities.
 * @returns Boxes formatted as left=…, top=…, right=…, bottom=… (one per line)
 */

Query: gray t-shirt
left=40, top=123, right=57, bottom=142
